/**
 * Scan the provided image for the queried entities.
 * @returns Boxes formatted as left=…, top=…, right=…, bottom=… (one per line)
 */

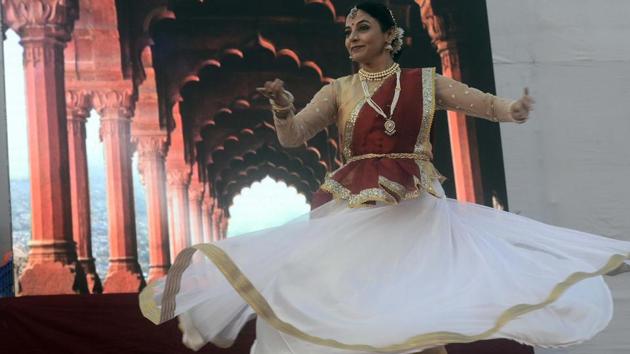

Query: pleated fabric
left=139, top=180, right=630, bottom=353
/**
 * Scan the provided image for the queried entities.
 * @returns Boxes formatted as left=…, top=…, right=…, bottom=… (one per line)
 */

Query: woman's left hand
left=510, top=88, right=535, bottom=124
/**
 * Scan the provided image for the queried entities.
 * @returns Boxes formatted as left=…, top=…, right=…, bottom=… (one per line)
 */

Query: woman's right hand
left=256, top=79, right=291, bottom=107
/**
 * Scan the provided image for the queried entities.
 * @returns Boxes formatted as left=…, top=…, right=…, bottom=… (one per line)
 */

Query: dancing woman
left=140, top=2, right=630, bottom=353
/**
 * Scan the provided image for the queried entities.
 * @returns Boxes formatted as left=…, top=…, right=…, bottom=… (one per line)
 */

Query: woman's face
left=345, top=10, right=392, bottom=64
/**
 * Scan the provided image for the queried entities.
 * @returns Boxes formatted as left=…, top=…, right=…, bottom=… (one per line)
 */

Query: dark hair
left=354, top=1, right=403, bottom=61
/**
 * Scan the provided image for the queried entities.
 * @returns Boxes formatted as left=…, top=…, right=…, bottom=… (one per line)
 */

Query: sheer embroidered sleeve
left=273, top=81, right=338, bottom=147
left=434, top=74, right=515, bottom=123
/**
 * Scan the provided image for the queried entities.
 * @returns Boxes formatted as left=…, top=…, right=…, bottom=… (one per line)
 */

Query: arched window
left=227, top=176, right=310, bottom=237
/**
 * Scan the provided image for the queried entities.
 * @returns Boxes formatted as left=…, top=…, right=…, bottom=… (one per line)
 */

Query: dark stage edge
left=0, top=293, right=532, bottom=354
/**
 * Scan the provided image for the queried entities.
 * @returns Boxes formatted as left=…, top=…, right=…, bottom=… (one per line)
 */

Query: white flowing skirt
left=139, top=181, right=630, bottom=353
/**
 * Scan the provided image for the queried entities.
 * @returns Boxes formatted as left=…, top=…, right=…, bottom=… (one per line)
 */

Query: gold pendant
left=384, top=119, right=396, bottom=136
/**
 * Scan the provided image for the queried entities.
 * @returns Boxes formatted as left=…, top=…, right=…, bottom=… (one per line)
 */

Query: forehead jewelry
left=387, top=9, right=404, bottom=55
left=389, top=9, right=397, bottom=26
left=348, top=6, right=359, bottom=19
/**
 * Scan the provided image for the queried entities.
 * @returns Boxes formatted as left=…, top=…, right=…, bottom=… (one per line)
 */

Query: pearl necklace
left=359, top=65, right=402, bottom=136
left=359, top=62, right=400, bottom=81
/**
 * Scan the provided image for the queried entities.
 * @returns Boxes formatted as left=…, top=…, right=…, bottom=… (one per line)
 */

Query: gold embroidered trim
left=139, top=242, right=630, bottom=352
left=138, top=279, right=160, bottom=324
left=320, top=179, right=398, bottom=208
left=378, top=175, right=408, bottom=199
left=347, top=152, right=429, bottom=164
left=320, top=159, right=445, bottom=208
left=415, top=68, right=437, bottom=157
left=343, top=98, right=364, bottom=161
left=342, top=78, right=387, bottom=162
left=417, top=159, right=447, bottom=198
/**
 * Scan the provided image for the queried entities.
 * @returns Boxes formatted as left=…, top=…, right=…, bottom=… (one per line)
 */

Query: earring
left=349, top=55, right=353, bottom=60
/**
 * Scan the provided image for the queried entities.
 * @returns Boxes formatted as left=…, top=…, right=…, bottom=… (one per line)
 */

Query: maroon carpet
left=0, top=293, right=532, bottom=354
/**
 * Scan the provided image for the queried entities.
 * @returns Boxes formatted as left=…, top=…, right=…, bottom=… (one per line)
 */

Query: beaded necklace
left=358, top=63, right=401, bottom=136
left=358, top=62, right=400, bottom=81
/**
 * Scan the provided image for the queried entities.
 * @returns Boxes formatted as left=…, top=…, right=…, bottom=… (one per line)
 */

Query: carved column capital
left=66, top=90, right=91, bottom=137
left=188, top=180, right=204, bottom=202
left=2, top=0, right=78, bottom=41
left=134, top=135, right=168, bottom=158
left=166, top=169, right=191, bottom=187
left=133, top=135, right=168, bottom=185
left=92, top=89, right=135, bottom=119
left=66, top=89, right=92, bottom=121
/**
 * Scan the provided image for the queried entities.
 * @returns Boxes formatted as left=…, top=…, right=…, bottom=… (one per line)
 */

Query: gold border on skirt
left=139, top=241, right=630, bottom=352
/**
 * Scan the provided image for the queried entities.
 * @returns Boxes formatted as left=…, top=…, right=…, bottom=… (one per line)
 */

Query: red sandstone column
left=134, top=135, right=171, bottom=282
left=66, top=89, right=102, bottom=293
left=93, top=90, right=145, bottom=293
left=220, top=212, right=229, bottom=240
left=212, top=204, right=222, bottom=242
left=439, top=51, right=483, bottom=203
left=215, top=210, right=223, bottom=241
left=214, top=208, right=228, bottom=240
left=131, top=47, right=170, bottom=278
left=421, top=2, right=484, bottom=203
left=201, top=189, right=214, bottom=243
left=165, top=101, right=192, bottom=258
left=3, top=0, right=87, bottom=295
left=166, top=167, right=191, bottom=258
left=188, top=170, right=204, bottom=246
left=167, top=189, right=176, bottom=256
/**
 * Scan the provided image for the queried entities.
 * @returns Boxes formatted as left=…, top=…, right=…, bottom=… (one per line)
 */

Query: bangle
left=272, top=103, right=294, bottom=115
left=270, top=101, right=292, bottom=110
left=270, top=90, right=294, bottom=107
left=490, top=100, right=498, bottom=122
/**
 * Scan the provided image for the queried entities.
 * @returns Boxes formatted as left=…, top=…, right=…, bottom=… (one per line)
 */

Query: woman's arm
left=435, top=74, right=532, bottom=123
left=271, top=82, right=338, bottom=147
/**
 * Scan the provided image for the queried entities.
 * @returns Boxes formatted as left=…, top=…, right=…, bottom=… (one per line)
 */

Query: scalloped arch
left=142, top=6, right=176, bottom=35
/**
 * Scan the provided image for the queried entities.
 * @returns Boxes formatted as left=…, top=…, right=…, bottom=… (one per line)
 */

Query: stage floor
left=0, top=293, right=532, bottom=354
